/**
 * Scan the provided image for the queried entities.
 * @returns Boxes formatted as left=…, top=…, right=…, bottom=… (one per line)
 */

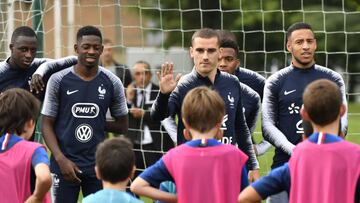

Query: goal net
left=1, top=0, right=359, bottom=175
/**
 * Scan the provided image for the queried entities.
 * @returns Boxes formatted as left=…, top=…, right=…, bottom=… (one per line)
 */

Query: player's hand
left=130, top=108, right=145, bottom=118
left=157, top=62, right=181, bottom=94
left=30, top=74, right=45, bottom=94
left=248, top=169, right=260, bottom=183
left=56, top=155, right=82, bottom=183
left=126, top=83, right=135, bottom=102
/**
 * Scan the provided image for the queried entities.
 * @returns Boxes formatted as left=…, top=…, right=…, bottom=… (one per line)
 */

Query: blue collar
left=186, top=138, right=221, bottom=147
left=307, top=132, right=342, bottom=144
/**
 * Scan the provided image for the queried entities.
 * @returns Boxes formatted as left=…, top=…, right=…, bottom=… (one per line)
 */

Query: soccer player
left=83, top=137, right=143, bottom=203
left=151, top=28, right=259, bottom=178
left=218, top=32, right=272, bottom=156
left=131, top=87, right=249, bottom=203
left=261, top=22, right=348, bottom=202
left=0, top=88, right=51, bottom=203
left=238, top=79, right=360, bottom=203
left=0, top=26, right=77, bottom=96
left=100, top=38, right=132, bottom=87
left=41, top=25, right=128, bottom=202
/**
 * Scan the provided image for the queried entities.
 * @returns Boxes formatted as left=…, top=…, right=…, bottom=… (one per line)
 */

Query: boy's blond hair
left=182, top=86, right=225, bottom=133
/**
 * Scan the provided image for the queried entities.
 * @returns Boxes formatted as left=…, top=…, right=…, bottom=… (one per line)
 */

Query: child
left=83, top=137, right=143, bottom=203
left=0, top=88, right=51, bottom=203
left=130, top=86, right=249, bottom=203
left=238, top=79, right=360, bottom=203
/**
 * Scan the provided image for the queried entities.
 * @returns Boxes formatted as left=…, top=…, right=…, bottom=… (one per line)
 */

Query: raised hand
left=157, top=62, right=181, bottom=94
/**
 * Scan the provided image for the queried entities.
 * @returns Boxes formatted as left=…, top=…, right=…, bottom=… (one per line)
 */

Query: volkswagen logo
left=75, top=124, right=93, bottom=143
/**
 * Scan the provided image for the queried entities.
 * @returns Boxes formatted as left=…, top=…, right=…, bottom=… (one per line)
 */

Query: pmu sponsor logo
left=71, top=103, right=99, bottom=118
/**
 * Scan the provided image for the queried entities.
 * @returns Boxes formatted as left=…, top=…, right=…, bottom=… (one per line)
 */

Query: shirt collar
left=186, top=138, right=221, bottom=147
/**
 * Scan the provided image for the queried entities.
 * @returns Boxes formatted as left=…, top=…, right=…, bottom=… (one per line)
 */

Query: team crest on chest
left=227, top=92, right=235, bottom=108
left=98, top=84, right=106, bottom=99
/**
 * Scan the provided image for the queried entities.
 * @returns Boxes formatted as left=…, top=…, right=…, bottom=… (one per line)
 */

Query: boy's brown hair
left=96, top=137, right=135, bottom=184
left=182, top=86, right=225, bottom=133
left=303, top=79, right=342, bottom=126
left=0, top=88, right=40, bottom=135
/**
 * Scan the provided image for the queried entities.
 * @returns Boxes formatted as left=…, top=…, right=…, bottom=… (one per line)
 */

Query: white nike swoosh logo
left=67, top=90, right=79, bottom=95
left=284, top=90, right=296, bottom=95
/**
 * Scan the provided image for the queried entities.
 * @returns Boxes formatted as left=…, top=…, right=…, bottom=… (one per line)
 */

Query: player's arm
left=241, top=83, right=261, bottom=134
left=131, top=158, right=176, bottom=202
left=41, top=74, right=81, bottom=183
left=25, top=147, right=52, bottom=203
left=30, top=55, right=78, bottom=94
left=262, top=78, right=295, bottom=155
left=239, top=163, right=290, bottom=202
left=105, top=115, right=128, bottom=135
left=151, top=62, right=181, bottom=121
left=235, top=83, right=260, bottom=179
left=337, top=75, right=348, bottom=136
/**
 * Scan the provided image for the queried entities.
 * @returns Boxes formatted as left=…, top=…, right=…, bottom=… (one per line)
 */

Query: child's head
left=95, top=137, right=135, bottom=184
left=301, top=79, right=344, bottom=131
left=0, top=88, right=40, bottom=138
left=181, top=86, right=225, bottom=138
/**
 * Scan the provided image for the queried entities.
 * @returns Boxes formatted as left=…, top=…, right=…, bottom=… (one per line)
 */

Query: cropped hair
left=191, top=28, right=219, bottom=46
left=219, top=38, right=239, bottom=56
left=303, top=79, right=342, bottom=126
left=134, top=60, right=151, bottom=71
left=76, top=25, right=102, bottom=43
left=11, top=26, right=37, bottom=44
left=0, top=88, right=40, bottom=135
left=95, top=137, right=135, bottom=184
left=182, top=86, right=225, bottom=133
left=286, top=22, right=313, bottom=41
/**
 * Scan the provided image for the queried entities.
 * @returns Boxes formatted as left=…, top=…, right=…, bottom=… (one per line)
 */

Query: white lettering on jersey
left=221, top=114, right=228, bottom=130
left=296, top=119, right=304, bottom=134
left=219, top=136, right=233, bottom=144
left=71, top=103, right=99, bottom=118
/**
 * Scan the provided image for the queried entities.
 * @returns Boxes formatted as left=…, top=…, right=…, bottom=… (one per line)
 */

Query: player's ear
left=95, top=166, right=101, bottom=180
left=339, top=104, right=346, bottom=117
left=130, top=166, right=136, bottom=179
left=189, top=46, right=194, bottom=58
left=74, top=44, right=78, bottom=54
left=300, top=106, right=311, bottom=122
left=9, top=43, right=14, bottom=52
left=286, top=40, right=291, bottom=52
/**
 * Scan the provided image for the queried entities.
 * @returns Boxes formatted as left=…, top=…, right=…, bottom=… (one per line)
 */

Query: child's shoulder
left=83, top=189, right=144, bottom=203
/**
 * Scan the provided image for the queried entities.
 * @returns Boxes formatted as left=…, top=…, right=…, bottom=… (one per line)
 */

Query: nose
left=24, top=50, right=32, bottom=58
left=219, top=58, right=226, bottom=68
left=303, top=41, right=310, bottom=50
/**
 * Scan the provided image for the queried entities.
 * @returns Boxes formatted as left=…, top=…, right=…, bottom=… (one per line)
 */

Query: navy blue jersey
left=151, top=69, right=259, bottom=169
left=0, top=56, right=77, bottom=94
left=240, top=83, right=261, bottom=134
left=0, top=58, right=48, bottom=92
left=235, top=67, right=266, bottom=100
left=262, top=64, right=348, bottom=169
left=41, top=66, right=128, bottom=172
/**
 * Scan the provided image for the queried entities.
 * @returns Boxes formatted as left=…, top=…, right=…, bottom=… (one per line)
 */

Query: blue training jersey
left=239, top=83, right=261, bottom=134
left=262, top=64, right=348, bottom=169
left=235, top=67, right=266, bottom=100
left=41, top=66, right=128, bottom=172
left=151, top=68, right=259, bottom=170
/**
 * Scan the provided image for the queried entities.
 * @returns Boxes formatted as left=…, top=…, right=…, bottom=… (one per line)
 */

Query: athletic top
left=151, top=68, right=258, bottom=169
left=0, top=133, right=49, bottom=203
left=239, top=83, right=261, bottom=134
left=140, top=139, right=248, bottom=203
left=41, top=66, right=128, bottom=172
left=0, top=56, right=77, bottom=94
left=262, top=64, right=348, bottom=168
left=252, top=133, right=360, bottom=202
left=235, top=67, right=265, bottom=100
